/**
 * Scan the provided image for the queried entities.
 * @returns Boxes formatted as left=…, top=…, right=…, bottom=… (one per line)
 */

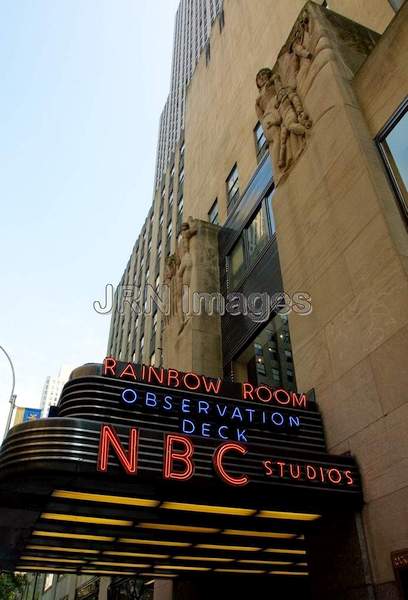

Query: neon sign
left=96, top=426, right=355, bottom=489
left=103, top=357, right=308, bottom=409
left=94, top=359, right=360, bottom=495
left=119, top=386, right=302, bottom=443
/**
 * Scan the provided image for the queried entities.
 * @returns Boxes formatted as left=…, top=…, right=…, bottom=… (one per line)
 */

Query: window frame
left=254, top=121, right=268, bottom=162
left=227, top=190, right=275, bottom=290
left=245, top=200, right=270, bottom=263
left=376, top=97, right=408, bottom=225
left=226, top=163, right=239, bottom=212
left=208, top=199, right=219, bottom=225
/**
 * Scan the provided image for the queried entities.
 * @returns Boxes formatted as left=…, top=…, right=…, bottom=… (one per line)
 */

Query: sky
left=0, top=0, right=179, bottom=437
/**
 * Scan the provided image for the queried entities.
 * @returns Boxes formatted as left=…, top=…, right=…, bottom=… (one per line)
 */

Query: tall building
left=2, top=2, right=407, bottom=600
left=104, top=0, right=408, bottom=598
left=107, top=0, right=223, bottom=371
left=154, top=0, right=223, bottom=188
left=40, top=365, right=73, bottom=417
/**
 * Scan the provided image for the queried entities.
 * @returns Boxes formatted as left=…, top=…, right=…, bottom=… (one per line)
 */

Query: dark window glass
left=266, top=190, right=276, bottom=235
left=254, top=121, right=267, bottom=162
left=226, top=192, right=274, bottom=290
left=233, top=315, right=296, bottom=391
left=229, top=236, right=245, bottom=288
left=226, top=164, right=239, bottom=211
left=246, top=203, right=269, bottom=261
left=208, top=199, right=219, bottom=224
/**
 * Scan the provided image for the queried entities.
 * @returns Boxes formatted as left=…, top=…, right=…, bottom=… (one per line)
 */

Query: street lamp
left=0, top=344, right=16, bottom=440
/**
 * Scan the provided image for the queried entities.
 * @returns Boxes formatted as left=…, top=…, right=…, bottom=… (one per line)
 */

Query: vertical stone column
left=162, top=219, right=223, bottom=378
left=256, top=2, right=408, bottom=597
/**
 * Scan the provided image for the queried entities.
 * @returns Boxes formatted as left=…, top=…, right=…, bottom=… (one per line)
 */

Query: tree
left=0, top=572, right=28, bottom=600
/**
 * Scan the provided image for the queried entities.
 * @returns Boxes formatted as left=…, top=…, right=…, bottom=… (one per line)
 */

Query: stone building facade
left=106, top=0, right=408, bottom=598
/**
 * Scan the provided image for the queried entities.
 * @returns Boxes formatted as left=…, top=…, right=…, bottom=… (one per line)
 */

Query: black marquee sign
left=0, top=359, right=362, bottom=579
left=94, top=358, right=359, bottom=493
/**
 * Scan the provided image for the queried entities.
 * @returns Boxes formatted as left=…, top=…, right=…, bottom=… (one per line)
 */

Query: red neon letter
left=344, top=470, right=354, bottom=485
left=163, top=434, right=195, bottom=481
left=273, top=388, right=291, bottom=405
left=148, top=366, right=164, bottom=384
left=306, top=465, right=317, bottom=480
left=327, top=468, right=342, bottom=485
left=213, top=442, right=249, bottom=487
left=103, top=356, right=117, bottom=376
left=97, top=425, right=138, bottom=475
left=202, top=377, right=222, bottom=395
left=291, top=391, right=307, bottom=409
left=276, top=461, right=286, bottom=477
left=256, top=385, right=273, bottom=403
left=119, top=363, right=137, bottom=380
left=263, top=460, right=273, bottom=476
left=184, top=372, right=201, bottom=391
left=242, top=382, right=254, bottom=400
left=167, top=369, right=180, bottom=388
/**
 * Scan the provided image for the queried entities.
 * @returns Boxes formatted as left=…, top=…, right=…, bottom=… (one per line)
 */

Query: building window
left=140, top=335, right=144, bottom=354
left=285, top=349, right=293, bottom=363
left=377, top=98, right=408, bottom=223
left=208, top=199, right=219, bottom=224
left=150, top=351, right=156, bottom=366
left=254, top=121, right=267, bottom=162
left=228, top=236, right=245, bottom=288
left=179, top=166, right=185, bottom=183
left=246, top=202, right=269, bottom=261
left=233, top=314, right=296, bottom=391
left=153, top=311, right=158, bottom=332
left=167, top=221, right=173, bottom=239
left=226, top=192, right=274, bottom=289
left=226, top=163, right=239, bottom=212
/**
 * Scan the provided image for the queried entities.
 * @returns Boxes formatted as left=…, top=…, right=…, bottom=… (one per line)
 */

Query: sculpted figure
left=163, top=254, right=178, bottom=325
left=281, top=9, right=314, bottom=100
left=255, top=68, right=282, bottom=176
left=176, top=218, right=198, bottom=332
left=255, top=8, right=315, bottom=182
left=292, top=9, right=313, bottom=61
left=272, top=72, right=310, bottom=169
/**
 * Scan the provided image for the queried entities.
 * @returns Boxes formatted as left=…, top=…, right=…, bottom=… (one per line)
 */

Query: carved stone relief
left=164, top=217, right=198, bottom=334
left=255, top=2, right=379, bottom=186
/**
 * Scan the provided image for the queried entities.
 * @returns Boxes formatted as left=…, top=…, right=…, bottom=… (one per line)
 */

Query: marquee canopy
left=0, top=360, right=362, bottom=579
